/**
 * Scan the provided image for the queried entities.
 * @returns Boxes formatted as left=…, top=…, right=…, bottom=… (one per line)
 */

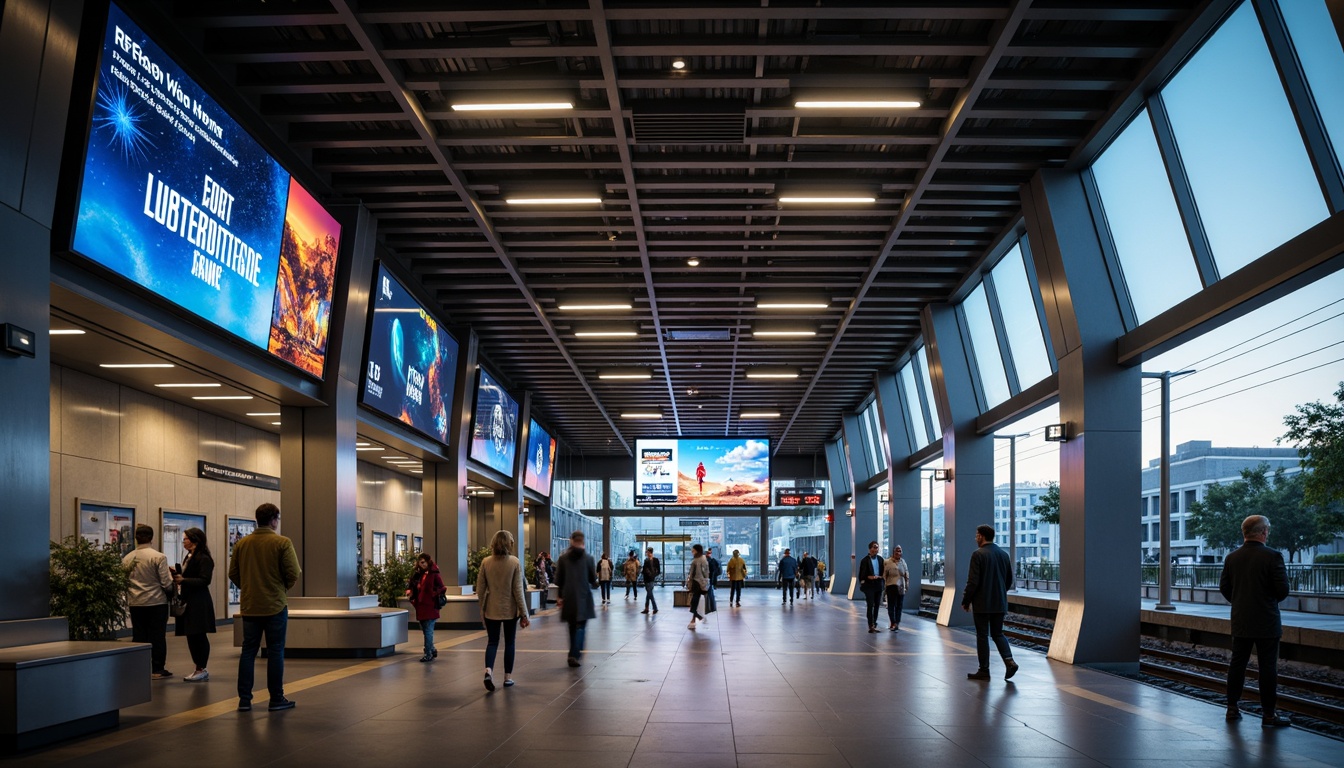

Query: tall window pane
left=1091, top=110, right=1202, bottom=322
left=916, top=347, right=942, bottom=437
left=1280, top=0, right=1344, bottom=167
left=900, top=362, right=929, bottom=449
left=1163, top=3, right=1328, bottom=275
left=961, top=284, right=1012, bottom=409
left=990, top=243, right=1053, bottom=386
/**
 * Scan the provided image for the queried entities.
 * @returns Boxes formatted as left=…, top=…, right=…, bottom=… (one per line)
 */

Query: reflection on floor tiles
left=15, top=588, right=1343, bottom=768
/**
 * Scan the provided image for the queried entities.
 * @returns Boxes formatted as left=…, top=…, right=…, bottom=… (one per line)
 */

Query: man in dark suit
left=962, top=524, right=1018, bottom=680
left=1219, top=514, right=1291, bottom=727
left=857, top=540, right=886, bottom=633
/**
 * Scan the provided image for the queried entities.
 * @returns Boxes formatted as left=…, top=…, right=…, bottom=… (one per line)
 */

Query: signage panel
left=774, top=486, right=827, bottom=507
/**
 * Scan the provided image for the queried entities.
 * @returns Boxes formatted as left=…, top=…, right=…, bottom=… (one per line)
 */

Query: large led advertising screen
left=360, top=263, right=459, bottom=445
left=470, top=369, right=520, bottom=476
left=66, top=3, right=341, bottom=377
left=635, top=437, right=771, bottom=506
left=522, top=419, right=557, bottom=497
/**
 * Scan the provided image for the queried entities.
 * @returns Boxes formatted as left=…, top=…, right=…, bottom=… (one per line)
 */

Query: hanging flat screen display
left=65, top=3, right=341, bottom=378
left=470, top=369, right=520, bottom=476
left=360, top=263, right=458, bottom=445
left=635, top=437, right=771, bottom=506
left=522, top=419, right=557, bottom=497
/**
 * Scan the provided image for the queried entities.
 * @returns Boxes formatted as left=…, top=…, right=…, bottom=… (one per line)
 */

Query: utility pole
left=1141, top=369, right=1195, bottom=611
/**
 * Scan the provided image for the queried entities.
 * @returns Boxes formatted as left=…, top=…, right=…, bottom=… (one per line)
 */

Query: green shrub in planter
left=468, top=546, right=536, bottom=589
left=50, top=536, right=131, bottom=641
left=364, top=549, right=420, bottom=608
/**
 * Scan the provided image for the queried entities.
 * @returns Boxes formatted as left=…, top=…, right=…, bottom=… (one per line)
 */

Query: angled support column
left=923, top=304, right=993, bottom=628
left=1023, top=170, right=1141, bottom=671
left=842, top=413, right=878, bottom=601
left=825, top=439, right=854, bottom=595
left=426, top=329, right=479, bottom=586
left=876, top=371, right=925, bottom=607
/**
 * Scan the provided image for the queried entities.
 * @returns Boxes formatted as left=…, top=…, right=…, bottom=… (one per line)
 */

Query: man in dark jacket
left=961, top=524, right=1017, bottom=681
left=777, top=549, right=799, bottom=605
left=705, top=548, right=721, bottom=614
left=555, top=531, right=598, bottom=667
left=641, top=547, right=661, bottom=614
left=857, top=540, right=885, bottom=633
left=1219, top=514, right=1291, bottom=727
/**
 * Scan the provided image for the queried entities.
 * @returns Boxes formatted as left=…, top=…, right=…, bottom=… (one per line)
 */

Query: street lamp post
left=1141, top=369, right=1195, bottom=612
left=920, top=468, right=946, bottom=580
left=993, top=432, right=1030, bottom=574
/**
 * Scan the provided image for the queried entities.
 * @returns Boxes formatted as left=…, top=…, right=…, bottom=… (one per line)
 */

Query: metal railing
left=921, top=561, right=1344, bottom=596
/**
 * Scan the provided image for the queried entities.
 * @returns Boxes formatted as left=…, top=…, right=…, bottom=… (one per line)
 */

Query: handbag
left=434, top=591, right=448, bottom=609
left=170, top=592, right=187, bottom=617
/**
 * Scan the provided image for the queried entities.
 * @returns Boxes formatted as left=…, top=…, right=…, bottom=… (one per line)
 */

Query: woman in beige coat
left=475, top=530, right=530, bottom=691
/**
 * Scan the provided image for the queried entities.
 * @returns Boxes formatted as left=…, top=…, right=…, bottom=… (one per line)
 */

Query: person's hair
left=418, top=552, right=436, bottom=567
left=570, top=530, right=585, bottom=544
left=733, top=549, right=740, bottom=556
left=490, top=529, right=515, bottom=557
left=977, top=524, right=995, bottom=541
left=646, top=547, right=654, bottom=554
left=868, top=540, right=879, bottom=549
left=134, top=524, right=154, bottom=544
left=256, top=503, right=280, bottom=527
left=1242, top=515, right=1270, bottom=538
left=784, top=548, right=791, bottom=553
left=184, top=527, right=211, bottom=558
left=692, top=544, right=704, bottom=555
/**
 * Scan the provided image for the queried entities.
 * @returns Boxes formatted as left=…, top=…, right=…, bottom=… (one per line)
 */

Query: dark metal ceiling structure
left=158, top=0, right=1204, bottom=458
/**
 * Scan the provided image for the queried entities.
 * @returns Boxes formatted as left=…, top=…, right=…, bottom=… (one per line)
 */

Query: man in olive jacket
left=961, top=524, right=1017, bottom=681
left=1219, top=514, right=1291, bottom=727
left=229, top=502, right=301, bottom=712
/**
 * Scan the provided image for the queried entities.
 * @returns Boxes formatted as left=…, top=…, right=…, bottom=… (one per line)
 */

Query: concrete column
left=279, top=204, right=375, bottom=597
left=923, top=303, right=994, bottom=628
left=876, top=371, right=925, bottom=608
left=758, top=513, right=769, bottom=578
left=425, top=329, right=479, bottom=585
left=1023, top=170, right=1141, bottom=671
left=826, top=438, right=855, bottom=596
left=843, top=413, right=878, bottom=601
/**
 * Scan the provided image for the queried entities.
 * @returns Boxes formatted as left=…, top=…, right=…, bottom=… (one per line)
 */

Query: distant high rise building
left=992, top=483, right=1057, bottom=562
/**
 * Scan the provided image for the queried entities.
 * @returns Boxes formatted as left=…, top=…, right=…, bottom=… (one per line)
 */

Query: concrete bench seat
left=233, top=596, right=407, bottom=658
left=0, top=617, right=150, bottom=752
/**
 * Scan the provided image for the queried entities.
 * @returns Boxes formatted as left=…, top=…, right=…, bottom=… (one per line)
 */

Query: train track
left=997, top=617, right=1344, bottom=727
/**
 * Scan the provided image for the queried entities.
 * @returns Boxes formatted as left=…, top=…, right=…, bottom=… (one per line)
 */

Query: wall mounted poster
left=79, top=501, right=135, bottom=557
left=161, top=509, right=205, bottom=571
left=68, top=3, right=341, bottom=377
left=469, top=368, right=519, bottom=476
left=394, top=533, right=408, bottom=558
left=226, top=516, right=256, bottom=605
left=372, top=532, right=387, bottom=566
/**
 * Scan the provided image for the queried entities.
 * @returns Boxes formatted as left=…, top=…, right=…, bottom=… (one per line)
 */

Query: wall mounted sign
left=198, top=461, right=280, bottom=491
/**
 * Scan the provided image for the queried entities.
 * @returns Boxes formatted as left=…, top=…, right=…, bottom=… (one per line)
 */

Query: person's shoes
left=1005, top=661, right=1019, bottom=680
left=237, top=701, right=252, bottom=712
left=688, top=620, right=697, bottom=629
left=420, top=654, right=434, bottom=663
left=735, top=603, right=741, bottom=607
left=503, top=678, right=515, bottom=687
left=1262, top=713, right=1291, bottom=728
left=640, top=609, right=649, bottom=614
left=1225, top=708, right=1242, bottom=722
left=652, top=610, right=658, bottom=614
left=484, top=671, right=495, bottom=691
left=432, top=649, right=438, bottom=658
left=152, top=670, right=173, bottom=680
left=184, top=669, right=209, bottom=682
left=567, top=657, right=581, bottom=667
left=967, top=669, right=991, bottom=680
left=868, top=626, right=878, bottom=633
left=268, top=698, right=296, bottom=712
left=695, top=612, right=706, bottom=621
left=889, top=624, right=897, bottom=631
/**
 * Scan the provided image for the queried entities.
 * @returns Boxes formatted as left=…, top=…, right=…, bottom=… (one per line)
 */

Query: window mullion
left=1148, top=93, right=1221, bottom=288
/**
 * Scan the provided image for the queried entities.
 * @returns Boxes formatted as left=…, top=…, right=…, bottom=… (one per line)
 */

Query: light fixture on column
left=933, top=468, right=952, bottom=482
left=1044, top=423, right=1069, bottom=442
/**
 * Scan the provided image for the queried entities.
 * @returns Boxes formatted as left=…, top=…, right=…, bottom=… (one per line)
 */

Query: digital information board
left=635, top=437, right=770, bottom=506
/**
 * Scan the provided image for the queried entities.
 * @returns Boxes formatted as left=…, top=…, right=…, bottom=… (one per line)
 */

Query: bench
left=233, top=596, right=407, bottom=658
left=0, top=617, right=150, bottom=752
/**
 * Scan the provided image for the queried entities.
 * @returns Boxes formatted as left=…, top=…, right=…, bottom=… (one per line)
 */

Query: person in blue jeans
left=777, top=548, right=799, bottom=604
left=228, top=503, right=301, bottom=712
left=555, top=531, right=598, bottom=667
left=641, top=547, right=661, bottom=614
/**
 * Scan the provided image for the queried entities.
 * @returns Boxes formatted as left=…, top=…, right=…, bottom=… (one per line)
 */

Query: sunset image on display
left=268, top=178, right=341, bottom=376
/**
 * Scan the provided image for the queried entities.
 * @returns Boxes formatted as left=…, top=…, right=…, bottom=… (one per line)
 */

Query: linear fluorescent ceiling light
left=356, top=446, right=383, bottom=451
left=156, top=383, right=220, bottom=388
left=246, top=412, right=281, bottom=417
left=506, top=197, right=603, bottom=206
left=746, top=367, right=800, bottom=379
left=356, top=442, right=370, bottom=447
left=755, top=296, right=829, bottom=310
left=100, top=363, right=175, bottom=369
left=271, top=421, right=282, bottom=426
left=192, top=395, right=253, bottom=400
left=50, top=329, right=86, bottom=335
left=777, top=195, right=876, bottom=204
left=557, top=297, right=633, bottom=311
left=795, top=98, right=921, bottom=109
left=792, top=86, right=922, bottom=110
left=740, top=411, right=781, bottom=419
left=599, top=368, right=653, bottom=380
left=574, top=324, right=637, bottom=338
left=621, top=412, right=663, bottom=419
left=451, top=101, right=573, bottom=112
left=752, top=324, right=817, bottom=337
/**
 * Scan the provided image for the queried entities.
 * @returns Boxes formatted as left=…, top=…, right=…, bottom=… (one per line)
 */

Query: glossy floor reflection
left=12, top=588, right=1342, bottom=767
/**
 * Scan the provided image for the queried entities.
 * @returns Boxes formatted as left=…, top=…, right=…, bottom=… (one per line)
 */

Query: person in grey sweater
left=476, top=530, right=530, bottom=691
left=686, top=544, right=710, bottom=629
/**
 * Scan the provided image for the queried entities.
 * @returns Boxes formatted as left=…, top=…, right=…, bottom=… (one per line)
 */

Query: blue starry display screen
left=522, top=419, right=557, bottom=496
left=470, top=369, right=520, bottom=477
left=68, top=3, right=341, bottom=378
left=361, top=263, right=459, bottom=445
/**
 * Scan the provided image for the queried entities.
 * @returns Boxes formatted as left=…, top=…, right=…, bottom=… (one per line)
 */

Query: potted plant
left=49, top=536, right=131, bottom=641
left=364, top=549, right=420, bottom=608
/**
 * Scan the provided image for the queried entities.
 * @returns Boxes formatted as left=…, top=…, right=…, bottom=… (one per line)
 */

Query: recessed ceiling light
left=452, top=101, right=573, bottom=112
left=410, top=470, right=423, bottom=474
left=382, top=456, right=406, bottom=460
left=777, top=195, right=877, bottom=204
left=356, top=442, right=371, bottom=447
left=356, top=447, right=382, bottom=451
left=557, top=298, right=633, bottom=311
left=246, top=412, right=281, bottom=417
left=574, top=324, right=638, bottom=338
left=272, top=421, right=282, bottom=426
left=671, top=58, right=686, bottom=70
left=505, top=196, right=603, bottom=205
left=620, top=412, right=663, bottom=419
left=50, top=329, right=86, bottom=335
left=191, top=395, right=253, bottom=400
left=756, top=296, right=830, bottom=310
left=752, top=329, right=817, bottom=338
left=740, top=411, right=781, bottom=419
left=156, top=383, right=221, bottom=388
left=100, top=363, right=175, bottom=369
left=687, top=258, right=701, bottom=267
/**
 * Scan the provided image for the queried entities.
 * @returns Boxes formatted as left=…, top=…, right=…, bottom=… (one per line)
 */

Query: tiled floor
left=13, top=588, right=1342, bottom=767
